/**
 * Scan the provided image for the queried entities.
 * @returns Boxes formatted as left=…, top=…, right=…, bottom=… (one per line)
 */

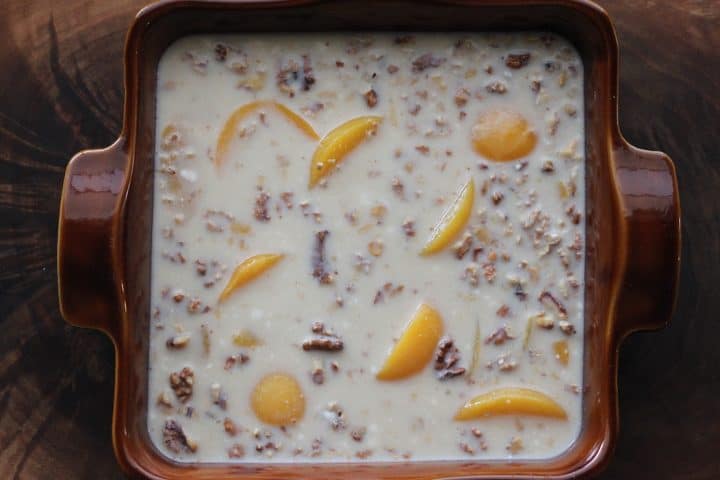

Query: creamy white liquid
left=148, top=32, right=585, bottom=463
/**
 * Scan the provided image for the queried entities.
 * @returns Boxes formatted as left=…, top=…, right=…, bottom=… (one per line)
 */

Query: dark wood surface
left=0, top=1, right=717, bottom=478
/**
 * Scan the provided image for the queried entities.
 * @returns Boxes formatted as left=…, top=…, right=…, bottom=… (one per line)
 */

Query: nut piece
left=224, top=417, right=238, bottom=436
left=485, top=326, right=515, bottom=345
left=364, top=89, right=378, bottom=108
left=558, top=320, right=577, bottom=335
left=303, top=322, right=344, bottom=352
left=166, top=333, right=190, bottom=349
left=169, top=367, right=194, bottom=403
left=434, top=336, right=466, bottom=379
left=532, top=312, right=555, bottom=329
left=163, top=419, right=196, bottom=454
left=505, top=53, right=531, bottom=69
left=228, top=443, right=245, bottom=458
left=312, top=230, right=335, bottom=285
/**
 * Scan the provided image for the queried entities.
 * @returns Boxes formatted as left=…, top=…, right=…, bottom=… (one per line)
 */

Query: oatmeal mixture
left=148, top=32, right=586, bottom=463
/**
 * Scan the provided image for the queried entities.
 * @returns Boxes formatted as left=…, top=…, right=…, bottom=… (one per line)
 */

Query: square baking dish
left=57, top=0, right=680, bottom=478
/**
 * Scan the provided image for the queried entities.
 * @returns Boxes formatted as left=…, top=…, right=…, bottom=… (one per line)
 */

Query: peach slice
left=218, top=254, right=284, bottom=303
left=454, top=387, right=567, bottom=420
left=553, top=340, right=569, bottom=366
left=421, top=178, right=475, bottom=255
left=471, top=110, right=537, bottom=162
left=215, top=101, right=319, bottom=168
left=376, top=303, right=444, bottom=381
left=251, top=373, right=305, bottom=426
left=308, top=116, right=382, bottom=188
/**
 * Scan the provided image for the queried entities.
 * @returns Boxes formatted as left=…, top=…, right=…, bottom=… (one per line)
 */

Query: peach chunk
left=218, top=254, right=284, bottom=303
left=421, top=178, right=475, bottom=255
left=376, top=303, right=444, bottom=381
left=308, top=116, right=382, bottom=188
left=215, top=101, right=319, bottom=168
left=454, top=387, right=567, bottom=420
left=471, top=110, right=537, bottom=162
left=553, top=340, right=569, bottom=366
left=251, top=373, right=305, bottom=426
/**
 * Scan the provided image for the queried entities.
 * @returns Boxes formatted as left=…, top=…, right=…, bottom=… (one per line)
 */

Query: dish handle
left=57, top=138, right=128, bottom=340
left=614, top=141, right=681, bottom=339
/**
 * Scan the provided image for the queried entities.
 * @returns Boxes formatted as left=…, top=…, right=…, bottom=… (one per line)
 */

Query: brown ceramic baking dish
left=57, top=0, right=680, bottom=478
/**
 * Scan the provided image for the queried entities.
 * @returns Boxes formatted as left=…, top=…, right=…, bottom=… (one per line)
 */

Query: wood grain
left=0, top=1, right=717, bottom=478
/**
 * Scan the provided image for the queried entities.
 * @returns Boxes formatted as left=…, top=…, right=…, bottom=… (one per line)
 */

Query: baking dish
left=57, top=0, right=680, bottom=478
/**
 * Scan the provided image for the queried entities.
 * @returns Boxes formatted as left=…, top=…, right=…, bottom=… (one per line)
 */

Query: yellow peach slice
left=454, top=388, right=567, bottom=421
left=471, top=110, right=537, bottom=162
left=218, top=254, right=284, bottom=303
left=251, top=373, right=305, bottom=426
left=553, top=340, right=569, bottom=366
left=215, top=101, right=319, bottom=168
left=376, top=303, right=443, bottom=381
left=421, top=178, right=475, bottom=255
left=308, top=116, right=382, bottom=188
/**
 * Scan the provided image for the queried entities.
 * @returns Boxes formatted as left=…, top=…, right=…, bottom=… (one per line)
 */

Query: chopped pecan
left=454, top=87, right=471, bottom=107
left=387, top=64, right=399, bottom=74
left=166, top=333, right=190, bottom=349
left=539, top=291, right=568, bottom=318
left=402, top=218, right=416, bottom=237
left=454, top=233, right=473, bottom=260
left=356, top=449, right=373, bottom=459
left=463, top=263, right=480, bottom=287
left=228, top=443, right=245, bottom=458
left=495, top=353, right=518, bottom=372
left=312, top=230, right=335, bottom=284
left=364, top=88, right=378, bottom=108
left=459, top=442, right=475, bottom=455
left=303, top=337, right=344, bottom=351
left=302, top=54, right=315, bottom=91
left=486, top=81, right=507, bottom=94
left=411, top=53, right=446, bottom=73
left=491, top=191, right=504, bottom=205
left=224, top=417, right=238, bottom=436
left=210, top=383, right=228, bottom=410
left=485, top=325, right=515, bottom=345
left=280, top=191, right=294, bottom=209
left=214, top=43, right=228, bottom=62
left=254, top=192, right=271, bottom=221
left=505, top=53, right=531, bottom=69
left=558, top=320, right=577, bottom=335
left=163, top=419, right=196, bottom=454
left=496, top=305, right=511, bottom=317
left=391, top=177, right=405, bottom=198
left=482, top=263, right=496, bottom=282
left=169, top=367, right=194, bottom=403
left=351, top=427, right=367, bottom=442
left=434, top=337, right=466, bottom=379
left=541, top=160, right=556, bottom=173
left=311, top=366, right=325, bottom=385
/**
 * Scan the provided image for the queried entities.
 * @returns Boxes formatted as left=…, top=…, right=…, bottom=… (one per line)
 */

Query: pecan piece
left=434, top=337, right=466, bottom=379
left=505, top=53, right=531, bottom=69
left=411, top=53, right=446, bottom=73
left=163, top=419, right=196, bottom=454
left=312, top=230, right=335, bottom=284
left=539, top=291, right=568, bottom=319
left=254, top=192, right=271, bottom=222
left=169, top=367, right=194, bottom=403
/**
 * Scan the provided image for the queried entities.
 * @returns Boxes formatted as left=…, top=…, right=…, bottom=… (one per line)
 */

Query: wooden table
left=1, top=1, right=717, bottom=478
